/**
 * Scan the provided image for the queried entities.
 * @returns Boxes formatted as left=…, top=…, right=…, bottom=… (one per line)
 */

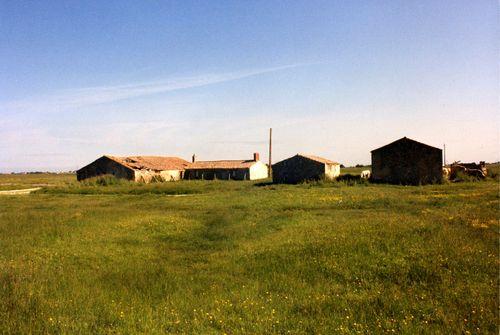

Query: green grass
left=0, top=174, right=498, bottom=334
left=486, top=163, right=500, bottom=179
left=341, top=166, right=371, bottom=175
left=0, top=173, right=74, bottom=190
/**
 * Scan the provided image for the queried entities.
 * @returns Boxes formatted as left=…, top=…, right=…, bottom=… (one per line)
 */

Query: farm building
left=371, top=137, right=442, bottom=185
left=272, top=154, right=341, bottom=184
left=184, top=153, right=268, bottom=180
left=76, top=155, right=190, bottom=182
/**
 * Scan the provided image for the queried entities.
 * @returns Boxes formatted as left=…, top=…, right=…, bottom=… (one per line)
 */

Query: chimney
left=253, top=152, right=259, bottom=161
left=192, top=154, right=196, bottom=163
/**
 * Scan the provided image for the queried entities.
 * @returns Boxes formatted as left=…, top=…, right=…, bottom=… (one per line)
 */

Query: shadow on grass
left=253, top=181, right=275, bottom=187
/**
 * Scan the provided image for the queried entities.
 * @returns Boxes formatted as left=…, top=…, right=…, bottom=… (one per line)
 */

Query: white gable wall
left=324, top=163, right=340, bottom=180
left=249, top=161, right=269, bottom=180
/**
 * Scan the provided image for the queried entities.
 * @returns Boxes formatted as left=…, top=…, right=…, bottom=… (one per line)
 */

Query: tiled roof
left=298, top=154, right=339, bottom=165
left=106, top=155, right=190, bottom=171
left=188, top=160, right=259, bottom=170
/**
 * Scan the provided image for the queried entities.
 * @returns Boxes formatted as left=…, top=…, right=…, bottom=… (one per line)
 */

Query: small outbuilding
left=272, top=154, right=340, bottom=184
left=371, top=137, right=442, bottom=185
left=77, top=155, right=190, bottom=182
left=184, top=153, right=268, bottom=180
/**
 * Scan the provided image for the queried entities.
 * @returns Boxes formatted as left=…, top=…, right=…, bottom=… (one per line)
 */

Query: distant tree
left=340, top=164, right=345, bottom=168
left=355, top=164, right=364, bottom=168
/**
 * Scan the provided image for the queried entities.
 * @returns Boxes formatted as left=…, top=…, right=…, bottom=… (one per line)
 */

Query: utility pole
left=268, top=128, right=272, bottom=177
left=443, top=144, right=446, bottom=166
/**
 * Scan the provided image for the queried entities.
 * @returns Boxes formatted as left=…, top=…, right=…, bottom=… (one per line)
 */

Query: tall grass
left=80, top=174, right=132, bottom=186
left=0, top=175, right=498, bottom=334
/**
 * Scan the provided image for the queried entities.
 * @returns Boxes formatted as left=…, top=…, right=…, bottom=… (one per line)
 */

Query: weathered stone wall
left=272, top=156, right=325, bottom=184
left=134, top=170, right=183, bottom=182
left=77, top=156, right=135, bottom=181
left=371, top=141, right=442, bottom=185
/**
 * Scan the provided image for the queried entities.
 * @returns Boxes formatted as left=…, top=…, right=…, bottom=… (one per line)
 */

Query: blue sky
left=0, top=0, right=498, bottom=171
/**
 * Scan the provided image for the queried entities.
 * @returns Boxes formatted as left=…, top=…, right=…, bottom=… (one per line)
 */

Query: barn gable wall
left=324, top=163, right=340, bottom=180
left=249, top=161, right=269, bottom=180
left=272, top=156, right=326, bottom=184
left=76, top=156, right=135, bottom=181
left=371, top=139, right=442, bottom=185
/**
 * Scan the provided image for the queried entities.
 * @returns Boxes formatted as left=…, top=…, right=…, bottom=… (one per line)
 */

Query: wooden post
left=443, top=144, right=446, bottom=166
left=268, top=128, right=272, bottom=177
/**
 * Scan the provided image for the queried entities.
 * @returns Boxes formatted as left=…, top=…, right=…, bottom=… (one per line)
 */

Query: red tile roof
left=188, top=160, right=259, bottom=170
left=106, top=155, right=190, bottom=171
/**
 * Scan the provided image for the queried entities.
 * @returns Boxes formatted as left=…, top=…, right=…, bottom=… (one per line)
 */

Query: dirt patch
left=0, top=187, right=41, bottom=195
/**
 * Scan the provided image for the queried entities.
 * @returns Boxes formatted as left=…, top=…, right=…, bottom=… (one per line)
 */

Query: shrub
left=149, top=175, right=166, bottom=183
left=331, top=174, right=369, bottom=186
left=452, top=171, right=483, bottom=183
left=81, top=175, right=129, bottom=186
left=487, top=170, right=499, bottom=181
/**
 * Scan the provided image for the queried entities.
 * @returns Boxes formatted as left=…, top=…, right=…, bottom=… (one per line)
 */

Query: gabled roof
left=298, top=154, right=339, bottom=165
left=187, top=159, right=260, bottom=170
left=106, top=155, right=190, bottom=171
left=371, top=137, right=442, bottom=153
left=273, top=154, right=339, bottom=167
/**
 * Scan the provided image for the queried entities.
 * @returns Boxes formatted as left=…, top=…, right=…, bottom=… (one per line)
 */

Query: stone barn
left=77, top=155, right=190, bottom=182
left=272, top=154, right=340, bottom=184
left=371, top=137, right=443, bottom=185
left=184, top=153, right=268, bottom=180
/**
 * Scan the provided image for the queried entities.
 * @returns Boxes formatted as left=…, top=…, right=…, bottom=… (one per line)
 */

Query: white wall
left=324, top=163, right=340, bottom=180
left=249, top=161, right=269, bottom=180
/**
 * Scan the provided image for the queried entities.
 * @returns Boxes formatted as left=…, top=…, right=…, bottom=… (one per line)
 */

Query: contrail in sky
left=1, top=64, right=306, bottom=113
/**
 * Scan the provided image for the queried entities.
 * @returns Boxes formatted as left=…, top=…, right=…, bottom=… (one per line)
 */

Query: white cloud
left=1, top=64, right=303, bottom=114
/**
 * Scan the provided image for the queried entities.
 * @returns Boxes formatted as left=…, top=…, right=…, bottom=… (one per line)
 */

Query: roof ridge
left=371, top=137, right=441, bottom=152
left=193, top=159, right=252, bottom=162
left=296, top=153, right=339, bottom=164
left=115, top=155, right=186, bottom=159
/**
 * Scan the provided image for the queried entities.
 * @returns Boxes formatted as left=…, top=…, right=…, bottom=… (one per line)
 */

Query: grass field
left=0, top=173, right=74, bottom=191
left=340, top=166, right=371, bottom=176
left=0, top=173, right=498, bottom=334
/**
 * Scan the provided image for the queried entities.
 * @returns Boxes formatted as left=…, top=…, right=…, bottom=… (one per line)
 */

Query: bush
left=149, top=175, right=166, bottom=183
left=487, top=170, right=499, bottom=181
left=452, top=171, right=483, bottom=183
left=325, top=174, right=369, bottom=186
left=81, top=175, right=130, bottom=186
